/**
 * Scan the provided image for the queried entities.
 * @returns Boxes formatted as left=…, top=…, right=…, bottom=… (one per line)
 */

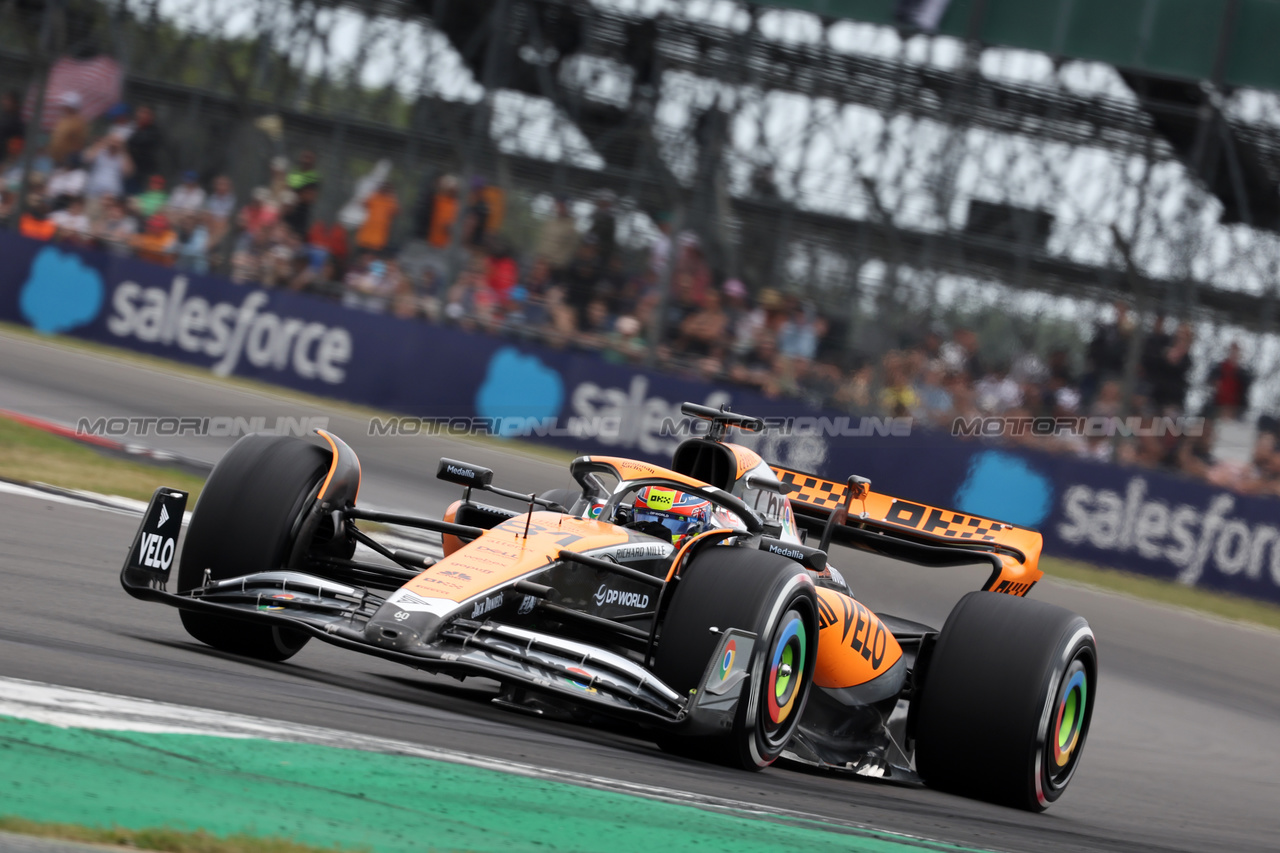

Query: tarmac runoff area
left=0, top=678, right=990, bottom=853
left=1, top=330, right=1279, bottom=853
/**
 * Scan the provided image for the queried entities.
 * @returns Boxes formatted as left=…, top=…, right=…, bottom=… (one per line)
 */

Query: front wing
left=120, top=487, right=750, bottom=731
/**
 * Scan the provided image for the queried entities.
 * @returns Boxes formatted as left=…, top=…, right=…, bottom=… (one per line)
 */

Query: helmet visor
left=633, top=509, right=703, bottom=542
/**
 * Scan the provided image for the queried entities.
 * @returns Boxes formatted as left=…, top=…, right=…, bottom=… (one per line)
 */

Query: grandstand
left=4, top=3, right=1278, bottom=325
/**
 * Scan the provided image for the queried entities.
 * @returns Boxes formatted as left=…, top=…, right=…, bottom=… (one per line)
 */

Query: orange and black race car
left=121, top=403, right=1096, bottom=811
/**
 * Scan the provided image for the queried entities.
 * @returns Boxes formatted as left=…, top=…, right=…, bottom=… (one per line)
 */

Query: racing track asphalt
left=1, top=330, right=1279, bottom=852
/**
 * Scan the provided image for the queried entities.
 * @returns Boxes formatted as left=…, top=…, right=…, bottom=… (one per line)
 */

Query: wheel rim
left=1045, top=657, right=1090, bottom=790
left=763, top=609, right=808, bottom=745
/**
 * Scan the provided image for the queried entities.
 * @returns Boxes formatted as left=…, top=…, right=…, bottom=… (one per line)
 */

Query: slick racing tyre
left=913, top=591, right=1098, bottom=811
left=654, top=547, right=818, bottom=770
left=177, top=434, right=331, bottom=662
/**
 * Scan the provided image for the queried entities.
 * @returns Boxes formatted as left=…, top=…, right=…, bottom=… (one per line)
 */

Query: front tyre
left=913, top=591, right=1098, bottom=811
left=653, top=548, right=818, bottom=769
left=178, top=434, right=331, bottom=662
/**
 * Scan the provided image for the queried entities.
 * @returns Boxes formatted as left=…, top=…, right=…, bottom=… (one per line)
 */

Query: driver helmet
left=631, top=486, right=719, bottom=547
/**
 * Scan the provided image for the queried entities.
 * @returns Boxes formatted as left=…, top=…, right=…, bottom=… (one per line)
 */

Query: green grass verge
left=0, top=415, right=206, bottom=504
left=1040, top=555, right=1280, bottom=631
left=1, top=719, right=984, bottom=853
left=0, top=817, right=361, bottom=853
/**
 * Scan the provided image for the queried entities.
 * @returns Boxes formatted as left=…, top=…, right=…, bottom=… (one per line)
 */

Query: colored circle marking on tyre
left=1053, top=669, right=1088, bottom=768
left=563, top=666, right=597, bottom=693
left=766, top=616, right=806, bottom=725
left=719, top=640, right=736, bottom=681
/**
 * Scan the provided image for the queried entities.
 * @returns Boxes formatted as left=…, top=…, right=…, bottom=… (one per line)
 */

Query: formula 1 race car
left=121, top=403, right=1096, bottom=811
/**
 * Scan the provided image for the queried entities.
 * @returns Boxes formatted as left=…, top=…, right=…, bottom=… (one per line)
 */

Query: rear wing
left=772, top=466, right=1043, bottom=596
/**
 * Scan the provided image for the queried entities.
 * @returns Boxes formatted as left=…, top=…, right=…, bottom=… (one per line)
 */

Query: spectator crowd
left=2, top=90, right=1276, bottom=498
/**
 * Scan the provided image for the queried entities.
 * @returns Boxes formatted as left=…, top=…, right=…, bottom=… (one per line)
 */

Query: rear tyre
left=913, top=591, right=1097, bottom=811
left=653, top=547, right=818, bottom=769
left=177, top=434, right=331, bottom=661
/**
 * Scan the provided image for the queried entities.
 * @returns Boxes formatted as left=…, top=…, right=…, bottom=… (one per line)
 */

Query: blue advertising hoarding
left=4, top=232, right=1279, bottom=604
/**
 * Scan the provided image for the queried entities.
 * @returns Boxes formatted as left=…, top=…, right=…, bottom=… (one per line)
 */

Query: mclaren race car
left=121, top=403, right=1097, bottom=811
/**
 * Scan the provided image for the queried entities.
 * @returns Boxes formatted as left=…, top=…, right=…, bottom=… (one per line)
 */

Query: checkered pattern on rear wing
left=771, top=466, right=1045, bottom=593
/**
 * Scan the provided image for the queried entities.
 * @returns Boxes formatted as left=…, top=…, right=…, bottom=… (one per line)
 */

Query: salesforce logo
left=15, top=247, right=353, bottom=384
left=953, top=450, right=1054, bottom=528
left=19, top=247, right=104, bottom=333
left=1058, top=478, right=1280, bottom=588
left=473, top=347, right=824, bottom=467
left=107, top=277, right=353, bottom=383
left=476, top=347, right=564, bottom=432
left=572, top=374, right=730, bottom=457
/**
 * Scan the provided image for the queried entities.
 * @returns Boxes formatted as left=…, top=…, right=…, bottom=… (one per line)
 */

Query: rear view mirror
left=437, top=458, right=494, bottom=489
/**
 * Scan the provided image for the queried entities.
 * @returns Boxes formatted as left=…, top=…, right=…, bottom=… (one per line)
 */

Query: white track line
left=0, top=480, right=156, bottom=517
left=0, top=479, right=442, bottom=559
left=0, top=676, right=972, bottom=851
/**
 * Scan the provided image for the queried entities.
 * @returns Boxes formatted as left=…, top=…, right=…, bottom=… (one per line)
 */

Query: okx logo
left=19, top=247, right=104, bottom=333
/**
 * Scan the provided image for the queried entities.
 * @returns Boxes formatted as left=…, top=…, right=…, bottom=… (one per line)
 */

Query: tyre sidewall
left=736, top=570, right=819, bottom=768
left=1030, top=623, right=1096, bottom=808
left=914, top=591, right=1098, bottom=810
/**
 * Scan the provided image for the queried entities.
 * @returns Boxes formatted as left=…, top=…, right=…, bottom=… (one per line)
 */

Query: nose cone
left=364, top=600, right=448, bottom=650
